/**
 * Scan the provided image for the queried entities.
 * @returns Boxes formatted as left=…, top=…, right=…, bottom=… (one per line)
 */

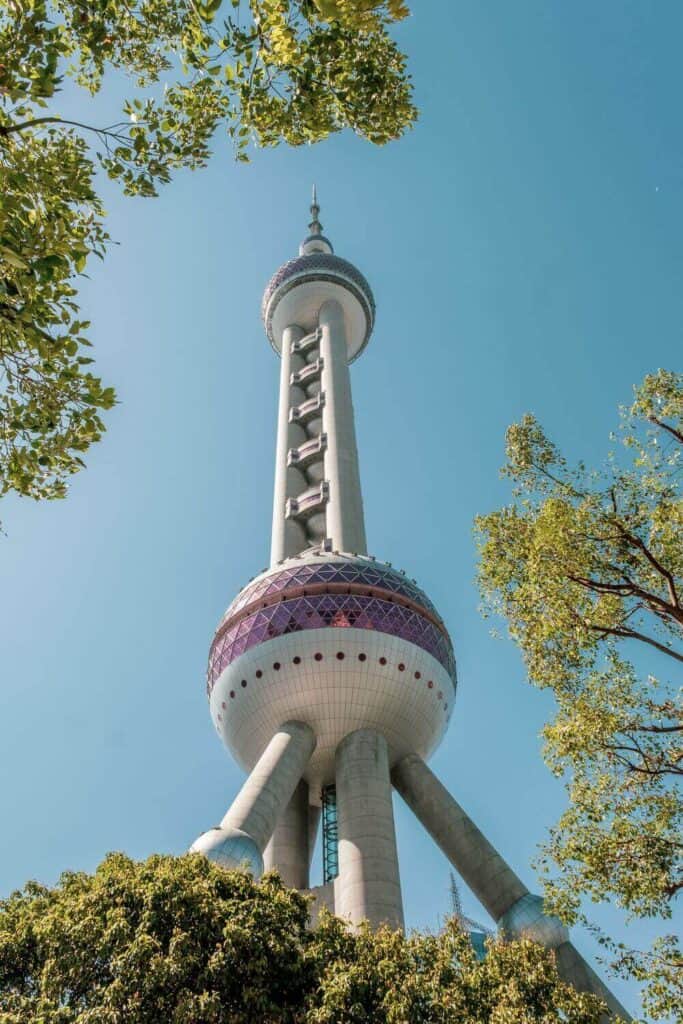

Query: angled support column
left=392, top=753, right=630, bottom=1021
left=335, top=729, right=404, bottom=930
left=263, top=779, right=312, bottom=889
left=392, top=753, right=527, bottom=919
left=191, top=722, right=316, bottom=877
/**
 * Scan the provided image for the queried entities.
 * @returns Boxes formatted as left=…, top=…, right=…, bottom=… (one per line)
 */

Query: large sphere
left=262, top=253, right=375, bottom=361
left=207, top=553, right=457, bottom=799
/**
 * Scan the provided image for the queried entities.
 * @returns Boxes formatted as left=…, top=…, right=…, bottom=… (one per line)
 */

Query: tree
left=0, top=851, right=608, bottom=1023
left=476, top=369, right=682, bottom=1021
left=0, top=1, right=415, bottom=511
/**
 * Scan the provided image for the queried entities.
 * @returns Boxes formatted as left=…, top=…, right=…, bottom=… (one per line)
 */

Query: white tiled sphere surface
left=210, top=628, right=455, bottom=799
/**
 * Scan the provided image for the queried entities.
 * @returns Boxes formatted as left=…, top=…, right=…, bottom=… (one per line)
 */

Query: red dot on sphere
left=293, top=656, right=301, bottom=665
left=273, top=662, right=281, bottom=671
left=241, top=679, right=247, bottom=688
left=398, top=663, right=405, bottom=672
left=221, top=701, right=226, bottom=709
left=358, top=653, right=367, bottom=661
left=336, top=651, right=345, bottom=660
left=314, top=652, right=323, bottom=661
left=256, top=670, right=263, bottom=678
left=428, top=681, right=434, bottom=689
left=230, top=691, right=235, bottom=698
left=414, top=671, right=421, bottom=680
left=379, top=657, right=387, bottom=666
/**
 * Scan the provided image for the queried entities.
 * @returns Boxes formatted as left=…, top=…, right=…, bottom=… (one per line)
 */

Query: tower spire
left=299, top=184, right=333, bottom=255
left=309, top=184, right=322, bottom=236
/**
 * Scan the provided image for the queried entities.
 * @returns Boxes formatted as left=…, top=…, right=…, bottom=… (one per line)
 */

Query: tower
left=191, top=192, right=629, bottom=1018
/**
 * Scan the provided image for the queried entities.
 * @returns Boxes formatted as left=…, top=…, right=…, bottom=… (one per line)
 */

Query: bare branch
left=586, top=620, right=683, bottom=663
left=648, top=414, right=683, bottom=446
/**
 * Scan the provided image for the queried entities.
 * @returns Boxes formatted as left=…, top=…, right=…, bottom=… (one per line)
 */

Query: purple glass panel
left=221, top=560, right=442, bottom=623
left=208, top=593, right=456, bottom=694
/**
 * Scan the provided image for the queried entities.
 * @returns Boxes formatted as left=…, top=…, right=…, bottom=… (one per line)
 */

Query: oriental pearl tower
left=191, top=191, right=629, bottom=1019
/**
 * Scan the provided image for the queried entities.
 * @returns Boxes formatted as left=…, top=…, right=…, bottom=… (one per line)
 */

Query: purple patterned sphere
left=207, top=553, right=456, bottom=795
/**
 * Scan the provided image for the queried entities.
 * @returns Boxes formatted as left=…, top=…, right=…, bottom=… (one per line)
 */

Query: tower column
left=191, top=722, right=316, bottom=876
left=271, top=325, right=307, bottom=564
left=392, top=753, right=631, bottom=1020
left=392, top=753, right=527, bottom=920
left=319, top=300, right=367, bottom=555
left=335, top=729, right=404, bottom=929
left=220, top=721, right=315, bottom=850
left=262, top=779, right=311, bottom=889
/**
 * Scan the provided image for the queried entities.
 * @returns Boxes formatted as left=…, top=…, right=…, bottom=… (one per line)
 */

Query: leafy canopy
left=0, top=0, right=415, bottom=509
left=476, top=370, right=682, bottom=1022
left=0, top=851, right=609, bottom=1023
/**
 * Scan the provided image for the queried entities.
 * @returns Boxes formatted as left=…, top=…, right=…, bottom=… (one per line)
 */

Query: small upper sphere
left=262, top=252, right=375, bottom=362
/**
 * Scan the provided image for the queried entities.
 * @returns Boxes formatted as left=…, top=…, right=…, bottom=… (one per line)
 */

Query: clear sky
left=1, top=0, right=681, bottom=1015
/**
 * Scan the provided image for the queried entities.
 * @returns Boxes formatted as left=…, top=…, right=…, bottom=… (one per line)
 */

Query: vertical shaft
left=220, top=721, right=315, bottom=851
left=308, top=804, right=322, bottom=870
left=263, top=779, right=311, bottom=888
left=335, top=729, right=404, bottom=929
left=319, top=300, right=367, bottom=555
left=271, top=325, right=307, bottom=564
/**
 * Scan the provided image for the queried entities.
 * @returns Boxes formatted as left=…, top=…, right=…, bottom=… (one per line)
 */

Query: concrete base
left=307, top=881, right=335, bottom=927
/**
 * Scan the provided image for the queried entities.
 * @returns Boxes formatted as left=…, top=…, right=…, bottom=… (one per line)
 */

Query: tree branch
left=567, top=570, right=683, bottom=626
left=0, top=117, right=129, bottom=140
left=586, top=619, right=683, bottom=663
left=648, top=414, right=683, bottom=446
left=611, top=520, right=681, bottom=612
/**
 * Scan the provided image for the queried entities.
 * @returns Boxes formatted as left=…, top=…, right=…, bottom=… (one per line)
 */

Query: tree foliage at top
left=0, top=851, right=610, bottom=1023
left=476, top=369, right=682, bottom=1022
left=0, top=0, right=416, bottom=510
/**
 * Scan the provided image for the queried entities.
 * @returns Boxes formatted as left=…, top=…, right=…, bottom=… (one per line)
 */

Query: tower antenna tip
left=309, top=184, right=322, bottom=236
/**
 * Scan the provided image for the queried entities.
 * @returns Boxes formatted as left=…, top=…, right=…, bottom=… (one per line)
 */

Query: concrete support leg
left=555, top=943, right=632, bottom=1021
left=391, top=753, right=527, bottom=920
left=191, top=722, right=316, bottom=877
left=335, top=729, right=404, bottom=930
left=263, top=779, right=311, bottom=889
left=392, top=753, right=630, bottom=1020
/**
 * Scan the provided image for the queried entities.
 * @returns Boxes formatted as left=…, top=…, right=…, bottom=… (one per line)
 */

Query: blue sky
left=1, top=0, right=681, bottom=1014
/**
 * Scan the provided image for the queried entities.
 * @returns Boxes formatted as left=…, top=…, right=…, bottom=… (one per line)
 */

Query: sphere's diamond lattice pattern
left=208, top=593, right=456, bottom=694
left=262, top=252, right=375, bottom=325
left=222, top=562, right=441, bottom=624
